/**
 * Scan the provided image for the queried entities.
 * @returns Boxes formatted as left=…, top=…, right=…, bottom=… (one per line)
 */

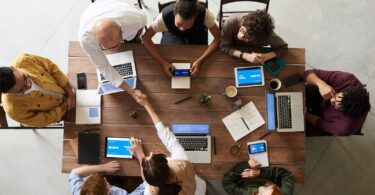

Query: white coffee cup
left=269, top=78, right=282, bottom=90
left=224, top=86, right=238, bottom=98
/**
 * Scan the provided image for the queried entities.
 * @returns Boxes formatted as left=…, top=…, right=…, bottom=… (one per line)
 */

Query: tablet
left=105, top=137, right=133, bottom=159
left=235, top=66, right=265, bottom=88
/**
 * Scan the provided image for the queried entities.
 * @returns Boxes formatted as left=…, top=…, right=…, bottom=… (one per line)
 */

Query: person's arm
left=9, top=105, right=65, bottom=127
left=222, top=161, right=258, bottom=195
left=142, top=27, right=174, bottom=77
left=71, top=161, right=121, bottom=177
left=304, top=71, right=336, bottom=100
left=190, top=24, right=221, bottom=76
left=306, top=113, right=320, bottom=125
left=262, top=32, right=288, bottom=62
left=258, top=167, right=294, bottom=195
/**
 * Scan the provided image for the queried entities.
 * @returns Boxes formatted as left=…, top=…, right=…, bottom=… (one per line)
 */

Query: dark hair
left=0, top=67, right=16, bottom=93
left=80, top=173, right=109, bottom=195
left=142, top=153, right=182, bottom=195
left=340, top=87, right=371, bottom=117
left=241, top=10, right=275, bottom=42
left=174, top=0, right=199, bottom=20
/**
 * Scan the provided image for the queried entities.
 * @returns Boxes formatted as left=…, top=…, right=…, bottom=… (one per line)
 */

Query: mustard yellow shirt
left=1, top=54, right=69, bottom=127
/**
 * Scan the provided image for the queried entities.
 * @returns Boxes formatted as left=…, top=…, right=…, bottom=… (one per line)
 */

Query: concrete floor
left=0, top=0, right=374, bottom=194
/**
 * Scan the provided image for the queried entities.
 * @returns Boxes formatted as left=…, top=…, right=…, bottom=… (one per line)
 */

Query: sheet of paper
left=222, top=111, right=251, bottom=141
left=239, top=102, right=265, bottom=131
left=171, top=63, right=191, bottom=89
left=76, top=90, right=101, bottom=107
left=76, top=90, right=101, bottom=124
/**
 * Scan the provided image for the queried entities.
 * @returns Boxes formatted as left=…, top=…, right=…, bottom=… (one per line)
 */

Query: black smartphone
left=77, top=72, right=87, bottom=89
left=282, top=73, right=302, bottom=87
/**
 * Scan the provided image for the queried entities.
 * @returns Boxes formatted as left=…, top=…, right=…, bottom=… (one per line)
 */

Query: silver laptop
left=97, top=51, right=137, bottom=95
left=266, top=92, right=305, bottom=132
left=171, top=123, right=211, bottom=163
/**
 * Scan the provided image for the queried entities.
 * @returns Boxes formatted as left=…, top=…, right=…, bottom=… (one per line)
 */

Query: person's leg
left=161, top=32, right=186, bottom=45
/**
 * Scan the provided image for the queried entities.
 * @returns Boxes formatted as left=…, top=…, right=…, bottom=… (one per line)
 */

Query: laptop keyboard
left=177, top=137, right=208, bottom=151
left=277, top=95, right=292, bottom=129
left=100, top=62, right=133, bottom=81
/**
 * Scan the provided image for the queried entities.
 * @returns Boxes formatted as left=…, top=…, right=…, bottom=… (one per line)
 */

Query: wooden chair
left=218, top=0, right=270, bottom=29
left=158, top=0, right=208, bottom=13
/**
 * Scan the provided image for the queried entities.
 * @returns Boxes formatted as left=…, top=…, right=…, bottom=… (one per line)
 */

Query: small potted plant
left=198, top=93, right=212, bottom=106
left=129, top=110, right=138, bottom=118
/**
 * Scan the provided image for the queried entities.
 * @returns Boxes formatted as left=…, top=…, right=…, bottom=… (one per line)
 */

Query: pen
left=259, top=131, right=272, bottom=140
left=212, top=136, right=216, bottom=155
left=241, top=117, right=250, bottom=130
left=174, top=96, right=192, bottom=104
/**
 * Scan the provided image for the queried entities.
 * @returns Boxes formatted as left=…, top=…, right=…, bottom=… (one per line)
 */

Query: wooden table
left=62, top=41, right=306, bottom=182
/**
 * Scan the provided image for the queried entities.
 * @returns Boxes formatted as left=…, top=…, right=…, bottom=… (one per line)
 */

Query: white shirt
left=78, top=0, right=146, bottom=87
left=21, top=80, right=64, bottom=98
left=143, top=122, right=207, bottom=195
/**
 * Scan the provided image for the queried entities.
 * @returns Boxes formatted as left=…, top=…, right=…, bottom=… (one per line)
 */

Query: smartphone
left=172, top=69, right=190, bottom=77
left=77, top=72, right=87, bottom=89
left=105, top=137, right=133, bottom=159
left=248, top=142, right=267, bottom=154
left=282, top=73, right=302, bottom=87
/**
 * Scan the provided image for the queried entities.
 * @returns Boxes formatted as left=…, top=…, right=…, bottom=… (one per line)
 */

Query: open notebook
left=76, top=90, right=101, bottom=124
left=222, top=101, right=265, bottom=141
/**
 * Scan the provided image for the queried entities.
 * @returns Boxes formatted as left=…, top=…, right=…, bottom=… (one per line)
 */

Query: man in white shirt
left=79, top=0, right=146, bottom=98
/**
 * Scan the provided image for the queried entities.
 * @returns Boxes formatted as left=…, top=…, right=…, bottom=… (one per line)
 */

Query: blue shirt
left=69, top=172, right=145, bottom=195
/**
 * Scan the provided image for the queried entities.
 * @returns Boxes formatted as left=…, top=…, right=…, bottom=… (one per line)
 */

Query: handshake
left=131, top=89, right=149, bottom=107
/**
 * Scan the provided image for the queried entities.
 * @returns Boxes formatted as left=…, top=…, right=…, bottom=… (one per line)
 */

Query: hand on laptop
left=101, top=161, right=122, bottom=174
left=130, top=137, right=145, bottom=163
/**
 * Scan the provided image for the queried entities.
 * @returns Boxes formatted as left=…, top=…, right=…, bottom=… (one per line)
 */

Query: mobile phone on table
left=282, top=73, right=302, bottom=87
left=172, top=69, right=190, bottom=77
left=77, top=72, right=87, bottom=89
left=248, top=142, right=267, bottom=154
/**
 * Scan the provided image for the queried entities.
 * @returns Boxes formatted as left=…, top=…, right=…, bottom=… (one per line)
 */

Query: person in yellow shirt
left=0, top=54, right=75, bottom=127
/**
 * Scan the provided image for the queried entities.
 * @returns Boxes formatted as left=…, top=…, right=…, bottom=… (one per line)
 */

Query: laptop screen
left=171, top=123, right=210, bottom=135
left=266, top=93, right=276, bottom=131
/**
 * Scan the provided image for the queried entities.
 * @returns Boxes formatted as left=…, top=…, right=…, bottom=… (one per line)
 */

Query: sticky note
left=89, top=108, right=99, bottom=117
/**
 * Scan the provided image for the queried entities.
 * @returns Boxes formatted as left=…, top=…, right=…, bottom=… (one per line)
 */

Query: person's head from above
left=255, top=184, right=283, bottom=195
left=141, top=152, right=181, bottom=195
left=238, top=10, right=275, bottom=42
left=330, top=87, right=371, bottom=117
left=80, top=173, right=110, bottom=195
left=0, top=67, right=32, bottom=94
left=93, top=18, right=123, bottom=51
left=174, top=0, right=199, bottom=31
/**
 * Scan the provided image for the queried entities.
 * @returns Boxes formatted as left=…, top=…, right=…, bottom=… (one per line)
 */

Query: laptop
left=171, top=123, right=211, bottom=163
left=266, top=92, right=305, bottom=132
left=97, top=51, right=137, bottom=95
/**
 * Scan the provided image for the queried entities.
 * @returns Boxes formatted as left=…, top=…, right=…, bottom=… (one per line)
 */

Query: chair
left=158, top=0, right=208, bottom=13
left=0, top=95, right=9, bottom=128
left=218, top=0, right=270, bottom=29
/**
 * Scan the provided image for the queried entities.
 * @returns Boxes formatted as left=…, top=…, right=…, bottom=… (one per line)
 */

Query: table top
left=63, top=41, right=306, bottom=182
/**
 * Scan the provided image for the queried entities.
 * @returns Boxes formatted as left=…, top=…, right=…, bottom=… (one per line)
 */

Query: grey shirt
left=220, top=13, right=288, bottom=57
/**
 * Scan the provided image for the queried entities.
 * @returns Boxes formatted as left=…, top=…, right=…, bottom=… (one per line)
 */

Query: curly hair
left=240, top=10, right=275, bottom=42
left=80, top=173, right=109, bottom=195
left=340, top=87, right=371, bottom=117
left=174, top=0, right=199, bottom=20
left=0, top=67, right=16, bottom=93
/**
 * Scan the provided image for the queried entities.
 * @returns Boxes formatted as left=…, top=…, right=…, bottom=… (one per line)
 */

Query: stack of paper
left=76, top=90, right=101, bottom=124
left=222, top=101, right=265, bottom=141
left=171, top=63, right=191, bottom=89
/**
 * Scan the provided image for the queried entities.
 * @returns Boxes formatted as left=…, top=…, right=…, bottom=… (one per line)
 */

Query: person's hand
left=101, top=161, right=121, bottom=174
left=243, top=52, right=264, bottom=64
left=318, top=83, right=336, bottom=100
left=65, top=89, right=76, bottom=111
left=61, top=101, right=68, bottom=113
left=248, top=159, right=261, bottom=169
left=191, top=59, right=202, bottom=77
left=130, top=137, right=145, bottom=161
left=133, top=90, right=148, bottom=106
left=162, top=62, right=174, bottom=77
left=241, top=168, right=260, bottom=179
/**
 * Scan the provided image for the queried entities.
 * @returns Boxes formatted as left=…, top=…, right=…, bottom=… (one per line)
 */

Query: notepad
left=171, top=63, right=191, bottom=89
left=222, top=102, right=265, bottom=141
left=76, top=90, right=101, bottom=124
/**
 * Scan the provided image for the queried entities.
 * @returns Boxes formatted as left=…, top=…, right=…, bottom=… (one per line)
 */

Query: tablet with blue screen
left=235, top=66, right=265, bottom=88
left=105, top=137, right=133, bottom=159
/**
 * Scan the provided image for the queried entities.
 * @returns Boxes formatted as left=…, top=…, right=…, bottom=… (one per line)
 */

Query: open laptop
left=171, top=123, right=211, bottom=163
left=266, top=92, right=305, bottom=132
left=97, top=51, right=137, bottom=95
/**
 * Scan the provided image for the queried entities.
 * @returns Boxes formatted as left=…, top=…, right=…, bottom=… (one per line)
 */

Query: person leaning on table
left=220, top=10, right=288, bottom=64
left=0, top=54, right=75, bottom=127
left=304, top=69, right=371, bottom=136
left=129, top=94, right=206, bottom=195
left=69, top=161, right=145, bottom=195
left=142, top=0, right=220, bottom=77
left=222, top=159, right=294, bottom=195
left=79, top=0, right=146, bottom=99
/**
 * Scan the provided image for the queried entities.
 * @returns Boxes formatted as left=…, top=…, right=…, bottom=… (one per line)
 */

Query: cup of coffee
left=224, top=86, right=238, bottom=98
left=229, top=144, right=241, bottom=156
left=269, top=78, right=282, bottom=91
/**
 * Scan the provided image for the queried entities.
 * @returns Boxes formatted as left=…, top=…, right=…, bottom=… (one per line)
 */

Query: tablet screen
left=236, top=67, right=263, bottom=86
left=105, top=137, right=132, bottom=159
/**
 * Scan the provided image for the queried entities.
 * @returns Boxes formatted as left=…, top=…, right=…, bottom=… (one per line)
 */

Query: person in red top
left=303, top=69, right=371, bottom=136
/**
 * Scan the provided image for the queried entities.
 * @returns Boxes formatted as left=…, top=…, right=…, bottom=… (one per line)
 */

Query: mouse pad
left=262, top=48, right=286, bottom=76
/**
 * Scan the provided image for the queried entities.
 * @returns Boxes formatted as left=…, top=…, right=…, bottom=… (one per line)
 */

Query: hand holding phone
left=172, top=69, right=191, bottom=77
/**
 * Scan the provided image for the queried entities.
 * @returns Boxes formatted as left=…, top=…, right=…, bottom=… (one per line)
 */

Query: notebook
left=78, top=133, right=100, bottom=164
left=76, top=90, right=101, bottom=124
left=222, top=101, right=265, bottom=141
left=171, top=63, right=191, bottom=89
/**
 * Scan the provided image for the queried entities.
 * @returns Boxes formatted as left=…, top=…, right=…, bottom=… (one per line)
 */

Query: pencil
left=259, top=131, right=272, bottom=140
left=174, top=96, right=192, bottom=104
left=213, top=136, right=217, bottom=155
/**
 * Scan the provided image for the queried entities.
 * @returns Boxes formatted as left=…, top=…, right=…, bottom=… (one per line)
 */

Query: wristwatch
left=240, top=51, right=244, bottom=59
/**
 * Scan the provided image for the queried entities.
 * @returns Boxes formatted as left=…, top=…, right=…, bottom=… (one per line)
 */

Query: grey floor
left=0, top=0, right=374, bottom=194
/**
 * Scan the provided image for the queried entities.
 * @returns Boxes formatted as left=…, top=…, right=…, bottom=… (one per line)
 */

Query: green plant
left=129, top=110, right=138, bottom=118
left=198, top=93, right=212, bottom=105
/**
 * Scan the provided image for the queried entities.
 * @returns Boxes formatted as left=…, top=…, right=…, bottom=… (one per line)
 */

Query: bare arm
left=305, top=72, right=336, bottom=100
left=71, top=161, right=121, bottom=177
left=306, top=113, right=320, bottom=125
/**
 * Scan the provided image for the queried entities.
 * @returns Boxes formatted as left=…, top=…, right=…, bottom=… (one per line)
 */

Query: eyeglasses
left=99, top=39, right=125, bottom=51
left=239, top=27, right=253, bottom=42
